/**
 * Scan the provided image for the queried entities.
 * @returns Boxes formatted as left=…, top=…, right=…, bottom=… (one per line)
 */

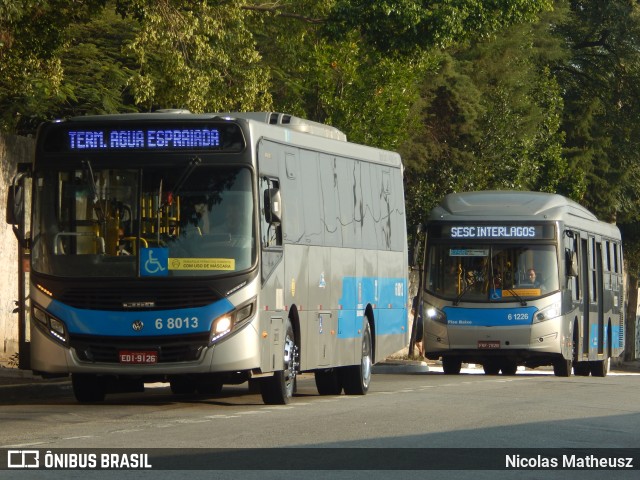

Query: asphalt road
left=1, top=366, right=639, bottom=480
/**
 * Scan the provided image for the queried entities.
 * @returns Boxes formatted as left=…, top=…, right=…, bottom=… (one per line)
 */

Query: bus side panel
left=308, top=245, right=340, bottom=368
left=332, top=247, right=358, bottom=368
left=283, top=244, right=310, bottom=368
left=375, top=249, right=408, bottom=362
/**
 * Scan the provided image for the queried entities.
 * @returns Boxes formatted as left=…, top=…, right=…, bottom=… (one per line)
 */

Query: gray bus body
left=7, top=111, right=408, bottom=403
left=421, top=190, right=623, bottom=377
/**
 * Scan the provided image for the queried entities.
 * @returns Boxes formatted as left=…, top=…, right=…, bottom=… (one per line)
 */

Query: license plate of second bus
left=477, top=341, right=501, bottom=349
left=119, top=351, right=158, bottom=364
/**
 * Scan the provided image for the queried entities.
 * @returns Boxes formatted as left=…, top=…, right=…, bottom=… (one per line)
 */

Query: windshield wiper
left=453, top=279, right=475, bottom=306
left=172, top=156, right=202, bottom=196
left=505, top=287, right=527, bottom=306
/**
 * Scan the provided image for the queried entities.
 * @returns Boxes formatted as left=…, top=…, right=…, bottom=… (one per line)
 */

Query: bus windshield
left=31, top=164, right=255, bottom=277
left=426, top=243, right=559, bottom=302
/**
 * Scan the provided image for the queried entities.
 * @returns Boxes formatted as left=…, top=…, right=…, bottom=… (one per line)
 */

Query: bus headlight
left=211, top=315, right=232, bottom=339
left=32, top=306, right=68, bottom=345
left=534, top=303, right=560, bottom=323
left=209, top=298, right=256, bottom=345
left=426, top=306, right=447, bottom=324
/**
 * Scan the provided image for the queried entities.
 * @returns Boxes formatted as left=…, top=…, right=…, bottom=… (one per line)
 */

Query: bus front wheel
left=442, top=357, right=462, bottom=375
left=341, top=322, right=372, bottom=395
left=553, top=357, right=572, bottom=377
left=72, top=374, right=106, bottom=403
left=260, top=319, right=298, bottom=405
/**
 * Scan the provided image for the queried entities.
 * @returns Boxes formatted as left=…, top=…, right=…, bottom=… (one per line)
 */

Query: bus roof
left=48, top=111, right=401, bottom=168
left=430, top=191, right=620, bottom=237
left=56, top=111, right=347, bottom=141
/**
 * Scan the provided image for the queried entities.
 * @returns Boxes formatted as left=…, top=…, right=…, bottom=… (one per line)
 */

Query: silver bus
left=418, top=190, right=623, bottom=377
left=7, top=111, right=408, bottom=403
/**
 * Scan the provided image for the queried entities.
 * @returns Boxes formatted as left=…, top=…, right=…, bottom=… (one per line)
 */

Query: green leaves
left=325, top=0, right=553, bottom=54
left=121, top=1, right=271, bottom=112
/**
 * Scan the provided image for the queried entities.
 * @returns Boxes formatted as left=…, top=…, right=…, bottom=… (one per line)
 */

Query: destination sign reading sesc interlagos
left=41, top=123, right=245, bottom=153
left=443, top=225, right=555, bottom=240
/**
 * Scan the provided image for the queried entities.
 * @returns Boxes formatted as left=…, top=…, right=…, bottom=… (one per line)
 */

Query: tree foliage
left=3, top=1, right=640, bottom=255
left=325, top=0, right=553, bottom=54
left=400, top=16, right=568, bottom=228
left=0, top=0, right=106, bottom=131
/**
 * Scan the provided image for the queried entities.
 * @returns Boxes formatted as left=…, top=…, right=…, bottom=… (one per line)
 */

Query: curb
left=0, top=381, right=71, bottom=403
left=373, top=361, right=430, bottom=374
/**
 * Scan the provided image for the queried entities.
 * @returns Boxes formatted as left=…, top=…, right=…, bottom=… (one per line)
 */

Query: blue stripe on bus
left=338, top=277, right=407, bottom=338
left=442, top=306, right=538, bottom=327
left=47, top=297, right=235, bottom=336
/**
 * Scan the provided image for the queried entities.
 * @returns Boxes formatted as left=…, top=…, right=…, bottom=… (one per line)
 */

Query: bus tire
left=590, top=357, right=610, bottom=377
left=315, top=369, right=343, bottom=395
left=573, top=361, right=590, bottom=376
left=482, top=359, right=500, bottom=375
left=196, top=374, right=224, bottom=395
left=72, top=374, right=106, bottom=403
left=442, top=357, right=462, bottom=375
left=260, top=319, right=298, bottom=405
left=169, top=376, right=198, bottom=395
left=341, top=322, right=372, bottom=395
left=553, top=358, right=572, bottom=377
left=500, top=360, right=518, bottom=376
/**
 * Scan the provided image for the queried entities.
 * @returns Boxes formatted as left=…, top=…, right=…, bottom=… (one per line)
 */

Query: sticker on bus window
left=168, top=258, right=235, bottom=271
left=140, top=248, right=169, bottom=276
left=490, top=288, right=502, bottom=299
left=449, top=249, right=489, bottom=257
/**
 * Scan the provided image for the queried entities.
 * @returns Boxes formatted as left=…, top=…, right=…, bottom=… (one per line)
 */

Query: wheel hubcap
left=283, top=333, right=298, bottom=395
left=362, top=329, right=372, bottom=389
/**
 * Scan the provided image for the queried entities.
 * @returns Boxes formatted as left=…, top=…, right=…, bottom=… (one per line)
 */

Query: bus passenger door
left=595, top=241, right=605, bottom=354
left=580, top=237, right=590, bottom=355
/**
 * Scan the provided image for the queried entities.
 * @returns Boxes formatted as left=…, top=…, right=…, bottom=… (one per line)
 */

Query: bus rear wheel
left=573, top=362, right=590, bottom=376
left=260, top=319, right=298, bottom=404
left=590, top=357, right=610, bottom=377
left=315, top=369, right=343, bottom=395
left=341, top=322, right=372, bottom=395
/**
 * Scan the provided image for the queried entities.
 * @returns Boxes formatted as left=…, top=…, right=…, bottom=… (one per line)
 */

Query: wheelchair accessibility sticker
left=140, top=248, right=169, bottom=276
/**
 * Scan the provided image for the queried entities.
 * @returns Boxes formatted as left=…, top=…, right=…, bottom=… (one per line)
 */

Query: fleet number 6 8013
left=155, top=317, right=199, bottom=330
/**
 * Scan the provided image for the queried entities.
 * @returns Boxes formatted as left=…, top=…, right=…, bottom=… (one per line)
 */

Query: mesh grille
left=58, top=285, right=219, bottom=310
left=70, top=333, right=210, bottom=363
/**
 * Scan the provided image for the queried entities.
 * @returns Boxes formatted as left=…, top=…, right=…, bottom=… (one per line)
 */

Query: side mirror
left=264, top=188, right=282, bottom=225
left=410, top=223, right=426, bottom=269
left=5, top=183, right=23, bottom=226
left=565, top=249, right=578, bottom=277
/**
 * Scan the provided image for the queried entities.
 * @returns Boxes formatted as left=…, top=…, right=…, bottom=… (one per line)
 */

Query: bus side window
left=260, top=177, right=282, bottom=248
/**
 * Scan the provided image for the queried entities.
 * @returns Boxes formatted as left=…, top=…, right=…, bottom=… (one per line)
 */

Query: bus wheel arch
left=288, top=305, right=302, bottom=364
left=259, top=315, right=299, bottom=404
left=364, top=304, right=376, bottom=363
